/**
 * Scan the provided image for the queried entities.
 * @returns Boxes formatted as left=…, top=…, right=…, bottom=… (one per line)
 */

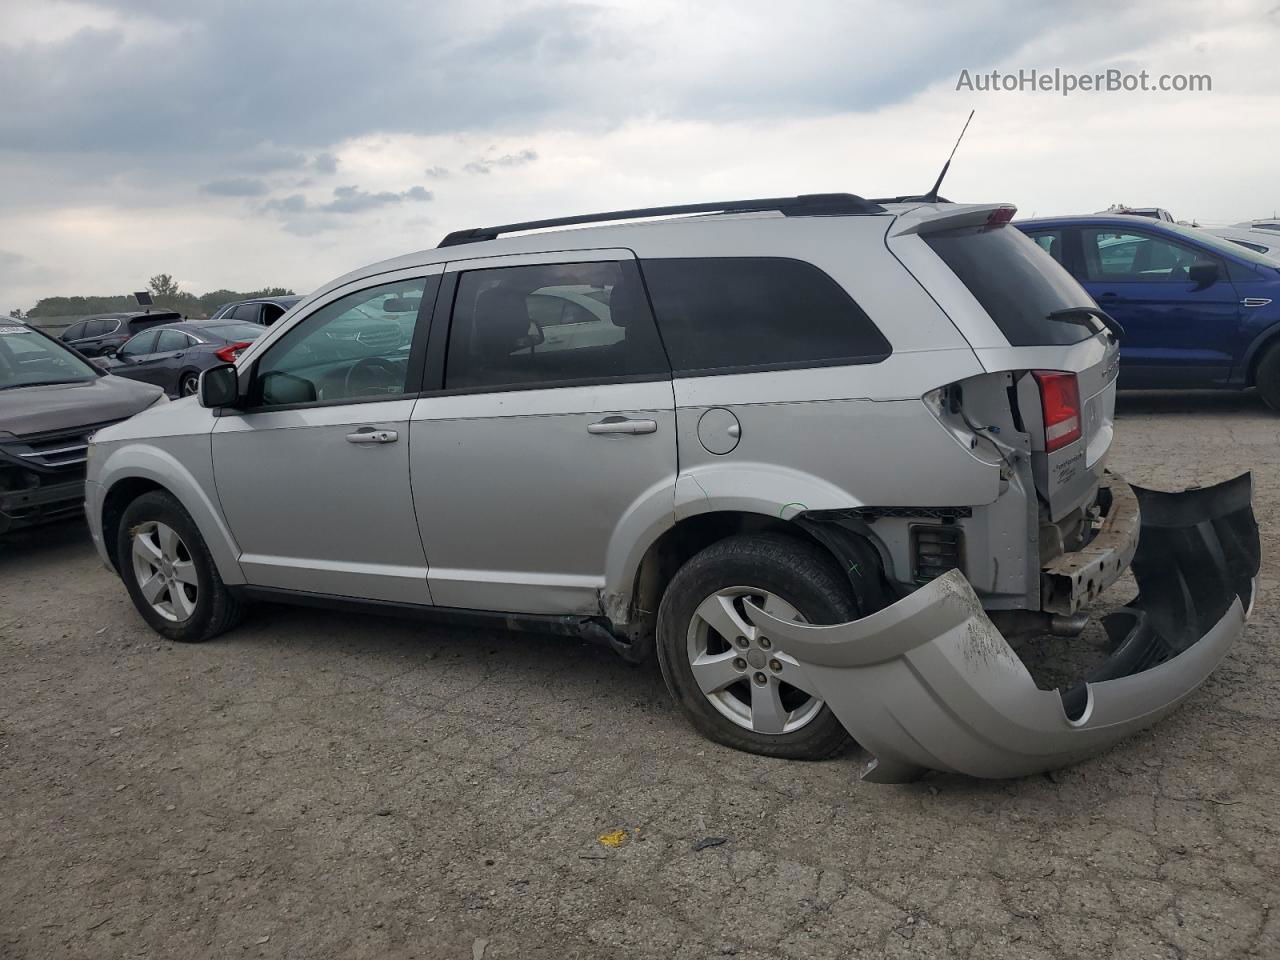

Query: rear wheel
left=179, top=372, right=200, bottom=397
left=656, top=534, right=866, bottom=760
left=1257, top=343, right=1280, bottom=411
left=116, top=490, right=243, bottom=642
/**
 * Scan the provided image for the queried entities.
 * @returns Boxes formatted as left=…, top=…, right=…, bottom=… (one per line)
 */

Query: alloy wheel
left=686, top=586, right=823, bottom=734
left=130, top=521, right=199, bottom=622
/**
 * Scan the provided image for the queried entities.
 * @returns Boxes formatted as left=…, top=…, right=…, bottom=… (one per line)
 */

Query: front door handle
left=346, top=428, right=398, bottom=444
left=587, top=417, right=658, bottom=436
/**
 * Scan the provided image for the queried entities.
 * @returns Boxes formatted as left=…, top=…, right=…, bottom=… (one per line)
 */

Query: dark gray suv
left=0, top=322, right=165, bottom=534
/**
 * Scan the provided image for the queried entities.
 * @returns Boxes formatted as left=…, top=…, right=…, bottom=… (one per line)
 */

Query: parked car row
left=96, top=320, right=265, bottom=396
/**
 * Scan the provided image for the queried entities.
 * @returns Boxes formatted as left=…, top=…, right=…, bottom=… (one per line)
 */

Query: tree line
left=15, top=274, right=296, bottom=320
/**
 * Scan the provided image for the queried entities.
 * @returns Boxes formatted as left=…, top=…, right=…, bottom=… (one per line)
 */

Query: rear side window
left=925, top=224, right=1099, bottom=346
left=445, top=260, right=669, bottom=391
left=640, top=257, right=890, bottom=374
left=155, top=329, right=190, bottom=352
left=84, top=319, right=119, bottom=338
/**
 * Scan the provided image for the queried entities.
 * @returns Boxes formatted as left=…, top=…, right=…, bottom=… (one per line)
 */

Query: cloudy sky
left=1, top=0, right=1278, bottom=314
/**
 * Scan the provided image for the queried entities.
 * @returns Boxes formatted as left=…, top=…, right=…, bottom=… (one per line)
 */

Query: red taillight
left=1034, top=371, right=1082, bottom=452
left=214, top=341, right=252, bottom=364
left=986, top=206, right=1016, bottom=226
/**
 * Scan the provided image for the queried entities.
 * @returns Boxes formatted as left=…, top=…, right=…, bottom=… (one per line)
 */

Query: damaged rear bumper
left=752, top=473, right=1260, bottom=782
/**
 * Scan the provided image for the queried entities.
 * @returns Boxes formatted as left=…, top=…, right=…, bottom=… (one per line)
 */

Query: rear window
left=640, top=257, right=891, bottom=374
left=204, top=322, right=265, bottom=342
left=926, top=225, right=1099, bottom=346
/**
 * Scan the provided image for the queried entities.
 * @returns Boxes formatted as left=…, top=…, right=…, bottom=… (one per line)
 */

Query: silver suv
left=84, top=193, right=1259, bottom=781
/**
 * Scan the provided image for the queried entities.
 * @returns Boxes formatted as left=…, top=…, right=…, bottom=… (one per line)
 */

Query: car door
left=72, top=318, right=119, bottom=356
left=111, top=329, right=159, bottom=380
left=409, top=251, right=677, bottom=615
left=1077, top=226, right=1240, bottom=387
left=126, top=328, right=192, bottom=391
left=211, top=268, right=441, bottom=604
left=60, top=321, right=87, bottom=347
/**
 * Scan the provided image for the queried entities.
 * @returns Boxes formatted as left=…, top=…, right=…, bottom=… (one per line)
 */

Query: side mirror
left=259, top=370, right=317, bottom=406
left=1188, top=259, right=1220, bottom=289
left=104, top=347, right=119, bottom=358
left=199, top=364, right=239, bottom=408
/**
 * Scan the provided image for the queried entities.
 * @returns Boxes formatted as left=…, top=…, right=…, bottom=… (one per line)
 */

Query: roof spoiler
left=886, top=203, right=1018, bottom=237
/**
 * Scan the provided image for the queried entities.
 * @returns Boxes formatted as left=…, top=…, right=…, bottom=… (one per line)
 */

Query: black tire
left=1257, top=343, right=1280, bottom=411
left=656, top=533, right=865, bottom=760
left=178, top=372, right=200, bottom=397
left=116, top=490, right=244, bottom=642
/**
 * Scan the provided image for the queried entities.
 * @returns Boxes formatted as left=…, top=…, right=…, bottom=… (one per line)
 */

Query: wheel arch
left=1243, top=319, right=1280, bottom=386
left=609, top=508, right=890, bottom=659
left=96, top=444, right=245, bottom=585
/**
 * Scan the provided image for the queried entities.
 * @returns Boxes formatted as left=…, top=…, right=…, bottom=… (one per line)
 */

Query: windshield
left=925, top=224, right=1101, bottom=346
left=202, top=322, right=265, bottom=342
left=0, top=324, right=99, bottom=390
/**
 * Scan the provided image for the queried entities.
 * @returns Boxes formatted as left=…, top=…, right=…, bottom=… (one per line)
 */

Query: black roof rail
left=869, top=194, right=953, bottom=204
left=436, top=193, right=887, bottom=247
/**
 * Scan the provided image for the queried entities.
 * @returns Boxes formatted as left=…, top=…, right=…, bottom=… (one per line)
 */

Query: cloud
left=313, top=152, right=339, bottom=175
left=321, top=184, right=433, bottom=213
left=263, top=193, right=308, bottom=215
left=200, top=177, right=270, bottom=197
left=463, top=148, right=538, bottom=174
left=424, top=165, right=451, bottom=178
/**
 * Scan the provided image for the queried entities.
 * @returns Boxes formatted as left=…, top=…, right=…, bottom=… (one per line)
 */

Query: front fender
left=96, top=438, right=246, bottom=585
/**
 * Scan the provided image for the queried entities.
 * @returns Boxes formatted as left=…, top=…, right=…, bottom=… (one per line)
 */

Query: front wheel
left=116, top=490, right=244, bottom=642
left=656, top=534, right=866, bottom=760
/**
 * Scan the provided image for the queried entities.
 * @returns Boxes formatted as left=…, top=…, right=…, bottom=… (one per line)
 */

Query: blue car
left=1017, top=215, right=1280, bottom=408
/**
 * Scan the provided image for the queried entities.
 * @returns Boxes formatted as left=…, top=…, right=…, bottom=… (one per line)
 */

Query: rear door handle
left=587, top=417, right=657, bottom=435
left=346, top=428, right=398, bottom=444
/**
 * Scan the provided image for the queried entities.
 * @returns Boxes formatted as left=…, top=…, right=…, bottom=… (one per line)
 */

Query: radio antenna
left=924, top=109, right=974, bottom=203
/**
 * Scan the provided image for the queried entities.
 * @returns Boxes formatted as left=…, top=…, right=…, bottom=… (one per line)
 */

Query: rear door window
left=155, top=329, right=190, bottom=352
left=925, top=224, right=1100, bottom=346
left=84, top=319, right=119, bottom=338
left=444, top=260, right=669, bottom=391
left=639, top=257, right=890, bottom=374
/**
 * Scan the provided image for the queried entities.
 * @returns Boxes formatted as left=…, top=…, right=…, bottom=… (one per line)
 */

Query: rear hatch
left=887, top=204, right=1120, bottom=520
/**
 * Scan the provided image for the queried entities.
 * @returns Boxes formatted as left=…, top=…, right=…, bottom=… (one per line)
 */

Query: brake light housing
left=214, top=341, right=252, bottom=364
left=1033, top=371, right=1082, bottom=452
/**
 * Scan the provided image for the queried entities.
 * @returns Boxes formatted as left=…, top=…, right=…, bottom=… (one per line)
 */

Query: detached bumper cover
left=754, top=474, right=1260, bottom=782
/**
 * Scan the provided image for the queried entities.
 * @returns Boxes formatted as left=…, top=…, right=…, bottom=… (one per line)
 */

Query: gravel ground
left=2, top=391, right=1278, bottom=960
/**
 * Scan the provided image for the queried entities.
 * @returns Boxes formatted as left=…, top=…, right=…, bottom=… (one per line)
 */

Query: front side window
left=444, top=260, right=668, bottom=391
left=85, top=319, right=119, bottom=338
left=1082, top=229, right=1211, bottom=282
left=62, top=322, right=87, bottom=341
left=254, top=277, right=432, bottom=406
left=119, top=330, right=158, bottom=358
left=640, top=257, right=891, bottom=374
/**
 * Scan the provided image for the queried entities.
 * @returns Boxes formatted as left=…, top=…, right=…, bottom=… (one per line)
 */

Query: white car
left=1206, top=226, right=1280, bottom=262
